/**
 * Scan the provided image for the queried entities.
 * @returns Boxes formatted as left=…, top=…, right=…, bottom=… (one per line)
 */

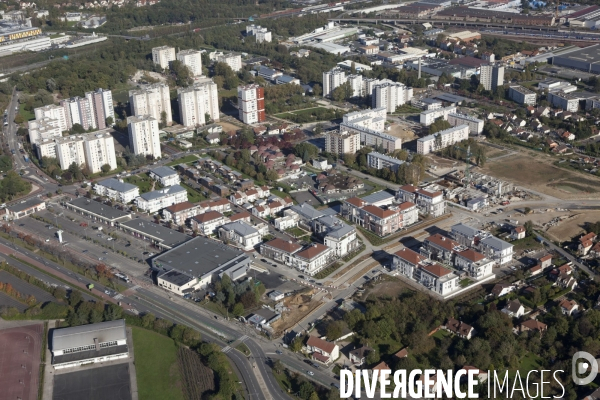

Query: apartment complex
left=29, top=118, right=62, bottom=148
left=83, top=88, right=114, bottom=130
left=324, top=129, right=360, bottom=155
left=367, top=151, right=405, bottom=171
left=508, top=85, right=537, bottom=106
left=176, top=49, right=203, bottom=77
left=127, top=115, right=162, bottom=159
left=152, top=45, right=176, bottom=69
left=396, top=185, right=446, bottom=217
left=33, top=104, right=69, bottom=132
left=178, top=79, right=220, bottom=127
left=323, top=68, right=346, bottom=97
left=237, top=84, right=265, bottom=125
left=342, top=193, right=418, bottom=236
left=417, top=125, right=470, bottom=155
left=372, top=81, right=413, bottom=113
left=59, top=96, right=95, bottom=130
left=479, top=64, right=504, bottom=91
left=247, top=24, right=272, bottom=43
left=342, top=108, right=386, bottom=132
left=420, top=106, right=457, bottom=126
left=216, top=53, right=242, bottom=72
left=53, top=131, right=117, bottom=173
left=447, top=113, right=483, bottom=134
left=341, top=123, right=402, bottom=152
left=94, top=178, right=140, bottom=203
left=129, top=83, right=173, bottom=126
left=135, top=185, right=188, bottom=213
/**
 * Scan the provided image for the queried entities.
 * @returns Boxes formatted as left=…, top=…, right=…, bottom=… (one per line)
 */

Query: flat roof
left=68, top=197, right=131, bottom=221
left=120, top=219, right=190, bottom=248
left=153, top=236, right=248, bottom=277
left=361, top=190, right=395, bottom=204
left=52, top=320, right=126, bottom=351
left=96, top=178, right=138, bottom=193
left=150, top=166, right=177, bottom=178
left=158, top=269, right=195, bottom=286
left=434, top=93, right=468, bottom=103
left=139, top=185, right=186, bottom=201
left=553, top=44, right=600, bottom=64
left=7, top=198, right=44, bottom=213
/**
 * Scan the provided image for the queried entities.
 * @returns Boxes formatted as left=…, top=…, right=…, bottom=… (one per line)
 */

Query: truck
left=115, top=273, right=130, bottom=283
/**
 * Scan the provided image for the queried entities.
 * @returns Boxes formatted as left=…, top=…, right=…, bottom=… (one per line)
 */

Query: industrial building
left=66, top=197, right=132, bottom=226
left=153, top=236, right=253, bottom=295
left=51, top=320, right=129, bottom=369
left=509, top=85, right=537, bottom=106
left=552, top=44, right=600, bottom=74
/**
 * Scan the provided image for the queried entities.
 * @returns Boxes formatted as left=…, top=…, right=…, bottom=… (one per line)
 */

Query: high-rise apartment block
left=247, top=25, right=272, bottom=43
left=29, top=118, right=62, bottom=146
left=323, top=68, right=346, bottom=98
left=33, top=104, right=68, bottom=132
left=60, top=96, right=95, bottom=130
left=177, top=79, right=220, bottom=127
left=237, top=84, right=265, bottom=125
left=129, top=83, right=173, bottom=126
left=479, top=64, right=504, bottom=91
left=152, top=46, right=176, bottom=69
left=40, top=130, right=117, bottom=173
left=347, top=74, right=363, bottom=98
left=127, top=115, right=161, bottom=159
left=216, top=53, right=242, bottom=72
left=372, top=81, right=412, bottom=113
left=176, top=49, right=203, bottom=77
left=82, top=131, right=118, bottom=173
left=85, top=88, right=115, bottom=130
left=325, top=129, right=361, bottom=155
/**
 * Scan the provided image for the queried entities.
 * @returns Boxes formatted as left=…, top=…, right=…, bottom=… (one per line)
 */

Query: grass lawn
left=236, top=343, right=250, bottom=356
left=132, top=326, right=184, bottom=400
left=511, top=235, right=543, bottom=252
left=459, top=278, right=473, bottom=288
left=270, top=189, right=289, bottom=199
left=273, top=370, right=293, bottom=393
left=166, top=155, right=198, bottom=166
left=124, top=174, right=155, bottom=193
left=180, top=182, right=205, bottom=203
left=274, top=106, right=327, bottom=118
left=518, top=352, right=542, bottom=375
left=286, top=227, right=306, bottom=237
left=19, top=103, right=35, bottom=121
left=432, top=329, right=450, bottom=340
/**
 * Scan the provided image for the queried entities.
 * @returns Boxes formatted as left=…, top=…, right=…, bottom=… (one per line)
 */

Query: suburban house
left=305, top=336, right=339, bottom=364
left=502, top=299, right=525, bottom=318
left=394, top=348, right=408, bottom=359
left=349, top=345, right=374, bottom=366
left=511, top=226, right=526, bottom=240
left=559, top=299, right=579, bottom=316
left=491, top=283, right=514, bottom=297
left=162, top=202, right=203, bottom=225
left=539, top=254, right=553, bottom=268
left=191, top=211, right=229, bottom=236
left=519, top=319, right=547, bottom=334
left=149, top=166, right=180, bottom=187
left=444, top=318, right=475, bottom=339
left=579, top=232, right=597, bottom=255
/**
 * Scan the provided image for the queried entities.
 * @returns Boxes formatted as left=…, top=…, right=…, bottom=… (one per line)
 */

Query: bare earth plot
left=387, top=124, right=416, bottom=141
left=546, top=210, right=600, bottom=242
left=0, top=323, right=43, bottom=400
left=481, top=153, right=600, bottom=200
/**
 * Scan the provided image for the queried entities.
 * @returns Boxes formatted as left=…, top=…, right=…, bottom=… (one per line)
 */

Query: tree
left=68, top=290, right=82, bottom=307
left=101, top=164, right=112, bottom=174
left=290, top=337, right=303, bottom=352
left=232, top=302, right=244, bottom=316
left=70, top=123, right=85, bottom=134
left=326, top=320, right=343, bottom=341
left=141, top=312, right=155, bottom=328
left=294, top=142, right=319, bottom=162
left=273, top=359, right=284, bottom=373
left=313, top=84, right=322, bottom=97
left=160, top=111, right=167, bottom=128
left=309, top=392, right=320, bottom=400
left=299, top=382, right=314, bottom=400
left=429, top=119, right=452, bottom=135
left=524, top=220, right=534, bottom=236
left=105, top=116, right=114, bottom=126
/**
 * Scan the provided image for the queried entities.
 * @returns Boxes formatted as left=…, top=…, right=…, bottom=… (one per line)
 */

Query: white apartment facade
left=347, top=74, right=363, bottom=97
left=127, top=115, right=162, bottom=159
left=218, top=221, right=262, bottom=251
left=479, top=64, right=504, bottom=91
left=342, top=108, right=386, bottom=132
left=341, top=123, right=402, bottom=152
left=149, top=166, right=180, bottom=187
left=367, top=151, right=404, bottom=171
left=508, top=85, right=537, bottom=106
left=176, top=49, right=203, bottom=77
left=56, top=135, right=85, bottom=171
left=94, top=178, right=140, bottom=203
left=447, top=113, right=484, bottom=135
left=372, top=82, right=413, bottom=113
left=417, top=125, right=470, bottom=155
left=178, top=79, right=220, bottom=127
left=61, top=96, right=95, bottom=130
left=420, top=106, right=457, bottom=126
left=216, top=53, right=242, bottom=72
left=135, top=185, right=188, bottom=213
left=323, top=68, right=346, bottom=98
left=34, top=104, right=68, bottom=132
left=238, top=84, right=265, bottom=125
left=85, top=88, right=114, bottom=130
left=29, top=117, right=62, bottom=146
left=152, top=45, right=176, bottom=69
left=82, top=131, right=117, bottom=173
left=324, top=129, right=361, bottom=155
left=129, top=83, right=173, bottom=125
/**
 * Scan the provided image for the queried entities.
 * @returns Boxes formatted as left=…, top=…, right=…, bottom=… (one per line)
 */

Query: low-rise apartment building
left=149, top=166, right=180, bottom=187
left=94, top=178, right=140, bottom=203
left=192, top=211, right=230, bottom=236
left=135, top=185, right=188, bottom=213
left=162, top=202, right=203, bottom=225
left=218, top=221, right=262, bottom=251
left=396, top=185, right=446, bottom=217
left=447, top=113, right=483, bottom=135
left=417, top=125, right=470, bottom=155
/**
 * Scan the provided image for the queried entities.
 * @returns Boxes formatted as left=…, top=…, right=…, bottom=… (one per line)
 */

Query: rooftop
left=263, top=238, right=303, bottom=254
left=96, top=178, right=138, bottom=193
left=481, top=235, right=513, bottom=251
left=220, top=221, right=259, bottom=236
left=7, top=198, right=45, bottom=214
left=290, top=203, right=325, bottom=221
left=295, top=244, right=331, bottom=260
left=153, top=236, right=248, bottom=277
left=158, top=269, right=195, bottom=286
left=361, top=190, right=396, bottom=205
left=68, top=198, right=130, bottom=221
left=120, top=219, right=190, bottom=248
left=52, top=320, right=126, bottom=352
left=150, top=166, right=178, bottom=178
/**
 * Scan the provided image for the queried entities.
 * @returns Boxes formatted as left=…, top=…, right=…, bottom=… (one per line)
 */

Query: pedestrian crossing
left=113, top=294, right=124, bottom=300
left=221, top=335, right=249, bottom=353
left=130, top=285, right=140, bottom=291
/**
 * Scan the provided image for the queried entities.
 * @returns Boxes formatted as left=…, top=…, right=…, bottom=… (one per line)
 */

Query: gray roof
left=451, top=223, right=479, bottom=238
left=326, top=223, right=355, bottom=239
left=139, top=185, right=187, bottom=201
left=434, top=93, right=468, bottom=103
left=52, top=320, right=126, bottom=352
left=158, top=269, right=195, bottom=286
left=277, top=75, right=297, bottom=83
left=481, top=235, right=513, bottom=251
left=152, top=236, right=249, bottom=277
left=119, top=219, right=190, bottom=248
left=68, top=197, right=130, bottom=221
left=290, top=203, right=324, bottom=221
left=361, top=190, right=395, bottom=204
left=150, top=166, right=177, bottom=178
left=96, top=178, right=138, bottom=193
left=220, top=221, right=259, bottom=236
left=7, top=198, right=45, bottom=214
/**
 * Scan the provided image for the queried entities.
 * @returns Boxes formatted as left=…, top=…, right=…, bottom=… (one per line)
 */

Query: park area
left=481, top=152, right=600, bottom=200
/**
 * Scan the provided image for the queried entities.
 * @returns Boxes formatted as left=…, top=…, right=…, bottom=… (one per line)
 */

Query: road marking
left=222, top=346, right=232, bottom=353
left=114, top=294, right=124, bottom=300
left=130, top=285, right=140, bottom=291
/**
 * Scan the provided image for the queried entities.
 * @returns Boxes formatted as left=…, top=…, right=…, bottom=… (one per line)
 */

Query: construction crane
left=454, top=145, right=472, bottom=186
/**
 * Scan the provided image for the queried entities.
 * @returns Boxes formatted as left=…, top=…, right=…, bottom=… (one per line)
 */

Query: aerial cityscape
left=4, top=0, right=600, bottom=398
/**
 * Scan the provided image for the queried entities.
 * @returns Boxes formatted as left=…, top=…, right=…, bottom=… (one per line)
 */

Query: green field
left=19, top=103, right=35, bottom=121
left=180, top=182, right=205, bottom=203
left=132, top=327, right=185, bottom=400
left=124, top=174, right=155, bottom=193
left=274, top=106, right=328, bottom=119
left=166, top=155, right=198, bottom=166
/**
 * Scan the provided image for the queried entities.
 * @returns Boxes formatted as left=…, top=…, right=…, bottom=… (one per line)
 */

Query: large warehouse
left=552, top=44, right=600, bottom=74
left=51, top=320, right=129, bottom=369
left=153, top=236, right=253, bottom=295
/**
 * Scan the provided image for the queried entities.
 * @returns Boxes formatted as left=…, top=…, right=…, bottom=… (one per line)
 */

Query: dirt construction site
left=270, top=289, right=325, bottom=336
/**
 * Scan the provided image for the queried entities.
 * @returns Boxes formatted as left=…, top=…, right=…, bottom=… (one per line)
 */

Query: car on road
left=104, top=290, right=111, bottom=295
left=261, top=258, right=268, bottom=263
left=307, top=371, right=314, bottom=376
left=82, top=250, right=88, bottom=253
left=45, top=238, right=50, bottom=242
left=276, top=350, right=282, bottom=355
left=98, top=257, right=105, bottom=261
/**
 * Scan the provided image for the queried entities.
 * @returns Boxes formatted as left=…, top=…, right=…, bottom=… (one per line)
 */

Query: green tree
left=290, top=336, right=303, bottom=352
left=313, top=84, right=322, bottom=97
left=294, top=142, right=319, bottom=162
left=101, top=164, right=112, bottom=174
left=524, top=220, right=534, bottom=236
left=232, top=302, right=244, bottom=316
left=105, top=116, right=114, bottom=126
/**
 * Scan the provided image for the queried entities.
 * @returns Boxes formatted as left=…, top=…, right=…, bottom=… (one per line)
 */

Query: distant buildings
left=216, top=53, right=242, bottom=72
left=129, top=83, right=173, bottom=126
left=323, top=68, right=346, bottom=98
left=246, top=24, right=272, bottom=43
left=152, top=45, right=176, bottom=69
left=127, top=115, right=162, bottom=159
left=176, top=49, right=203, bottom=77
left=416, top=125, right=470, bottom=155
left=177, top=79, right=220, bottom=127
left=324, top=129, right=361, bottom=155
left=238, top=84, right=265, bottom=125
